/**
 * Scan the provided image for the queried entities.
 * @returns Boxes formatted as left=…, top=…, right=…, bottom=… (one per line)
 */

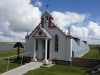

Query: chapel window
left=55, top=34, right=59, bottom=52
left=36, top=39, right=38, bottom=50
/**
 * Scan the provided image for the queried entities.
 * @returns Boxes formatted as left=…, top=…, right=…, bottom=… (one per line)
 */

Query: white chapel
left=25, top=9, right=90, bottom=65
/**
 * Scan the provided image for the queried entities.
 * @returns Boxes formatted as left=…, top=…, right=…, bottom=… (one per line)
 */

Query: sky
left=0, top=0, right=100, bottom=44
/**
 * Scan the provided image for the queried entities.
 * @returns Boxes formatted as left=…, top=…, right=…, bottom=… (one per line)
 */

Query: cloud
left=34, top=0, right=42, bottom=7
left=87, top=21, right=100, bottom=38
left=67, top=21, right=100, bottom=44
left=51, top=11, right=86, bottom=29
left=71, top=25, right=89, bottom=38
left=0, top=0, right=41, bottom=42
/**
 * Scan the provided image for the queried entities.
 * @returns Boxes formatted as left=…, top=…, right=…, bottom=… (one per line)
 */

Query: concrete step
left=42, top=61, right=55, bottom=67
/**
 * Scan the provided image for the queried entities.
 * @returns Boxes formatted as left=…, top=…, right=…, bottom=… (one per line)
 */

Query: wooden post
left=17, top=47, right=20, bottom=59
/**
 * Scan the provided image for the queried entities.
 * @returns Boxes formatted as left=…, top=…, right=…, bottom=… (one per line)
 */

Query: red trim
left=28, top=26, right=38, bottom=38
left=48, top=22, right=56, bottom=29
left=33, top=28, right=40, bottom=37
left=33, top=27, right=47, bottom=37
left=66, top=35, right=73, bottom=39
left=38, top=31, right=42, bottom=35
left=48, top=16, right=53, bottom=28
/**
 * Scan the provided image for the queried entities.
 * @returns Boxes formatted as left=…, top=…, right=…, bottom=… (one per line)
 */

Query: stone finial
left=68, top=26, right=71, bottom=35
left=26, top=29, right=29, bottom=36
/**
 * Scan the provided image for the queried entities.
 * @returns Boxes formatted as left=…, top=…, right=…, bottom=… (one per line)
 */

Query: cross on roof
left=46, top=4, right=49, bottom=9
left=46, top=4, right=49, bottom=12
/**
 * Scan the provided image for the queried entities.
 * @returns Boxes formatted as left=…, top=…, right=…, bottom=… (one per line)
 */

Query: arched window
left=36, top=39, right=38, bottom=50
left=55, top=34, right=59, bottom=52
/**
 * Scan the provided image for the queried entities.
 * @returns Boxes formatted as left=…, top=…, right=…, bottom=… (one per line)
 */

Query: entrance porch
left=32, top=27, right=52, bottom=65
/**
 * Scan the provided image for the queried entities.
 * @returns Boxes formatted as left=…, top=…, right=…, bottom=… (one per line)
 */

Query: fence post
left=7, top=57, right=10, bottom=71
left=21, top=54, right=24, bottom=66
left=31, top=53, right=33, bottom=62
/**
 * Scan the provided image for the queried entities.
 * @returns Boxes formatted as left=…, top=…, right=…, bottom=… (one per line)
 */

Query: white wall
left=72, top=39, right=90, bottom=57
left=44, top=22, right=70, bottom=61
left=65, top=38, right=72, bottom=61
left=36, top=39, right=44, bottom=60
left=25, top=37, right=34, bottom=57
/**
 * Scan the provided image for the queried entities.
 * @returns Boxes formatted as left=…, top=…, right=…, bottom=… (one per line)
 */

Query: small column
left=32, top=38, right=37, bottom=61
left=43, top=39, right=48, bottom=65
left=66, top=36, right=72, bottom=65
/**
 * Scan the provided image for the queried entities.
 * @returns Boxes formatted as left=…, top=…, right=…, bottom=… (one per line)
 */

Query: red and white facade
left=25, top=10, right=90, bottom=65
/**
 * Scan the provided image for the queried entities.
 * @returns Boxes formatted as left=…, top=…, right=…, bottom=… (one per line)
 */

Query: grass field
left=0, top=49, right=25, bottom=74
left=0, top=42, right=16, bottom=44
left=24, top=65, right=86, bottom=75
left=0, top=49, right=24, bottom=58
left=83, top=46, right=100, bottom=59
left=24, top=65, right=100, bottom=75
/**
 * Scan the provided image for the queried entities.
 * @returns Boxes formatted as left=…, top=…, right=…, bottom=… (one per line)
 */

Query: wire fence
left=0, top=52, right=32, bottom=74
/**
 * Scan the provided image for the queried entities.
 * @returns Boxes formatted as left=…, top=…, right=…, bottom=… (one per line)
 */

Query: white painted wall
left=25, top=37, right=34, bottom=57
left=72, top=39, right=90, bottom=57
left=36, top=39, right=44, bottom=60
left=44, top=22, right=71, bottom=61
left=65, top=38, right=72, bottom=61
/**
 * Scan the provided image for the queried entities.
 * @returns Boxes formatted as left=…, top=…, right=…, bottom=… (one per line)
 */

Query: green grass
left=0, top=49, right=25, bottom=74
left=24, top=65, right=100, bottom=75
left=0, top=57, right=23, bottom=73
left=24, top=65, right=86, bottom=75
left=0, top=42, right=16, bottom=44
left=83, top=47, right=100, bottom=59
left=0, top=49, right=24, bottom=58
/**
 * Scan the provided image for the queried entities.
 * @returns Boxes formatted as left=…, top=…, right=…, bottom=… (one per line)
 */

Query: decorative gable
left=33, top=28, right=47, bottom=37
left=32, top=26, right=52, bottom=39
left=27, top=10, right=71, bottom=38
